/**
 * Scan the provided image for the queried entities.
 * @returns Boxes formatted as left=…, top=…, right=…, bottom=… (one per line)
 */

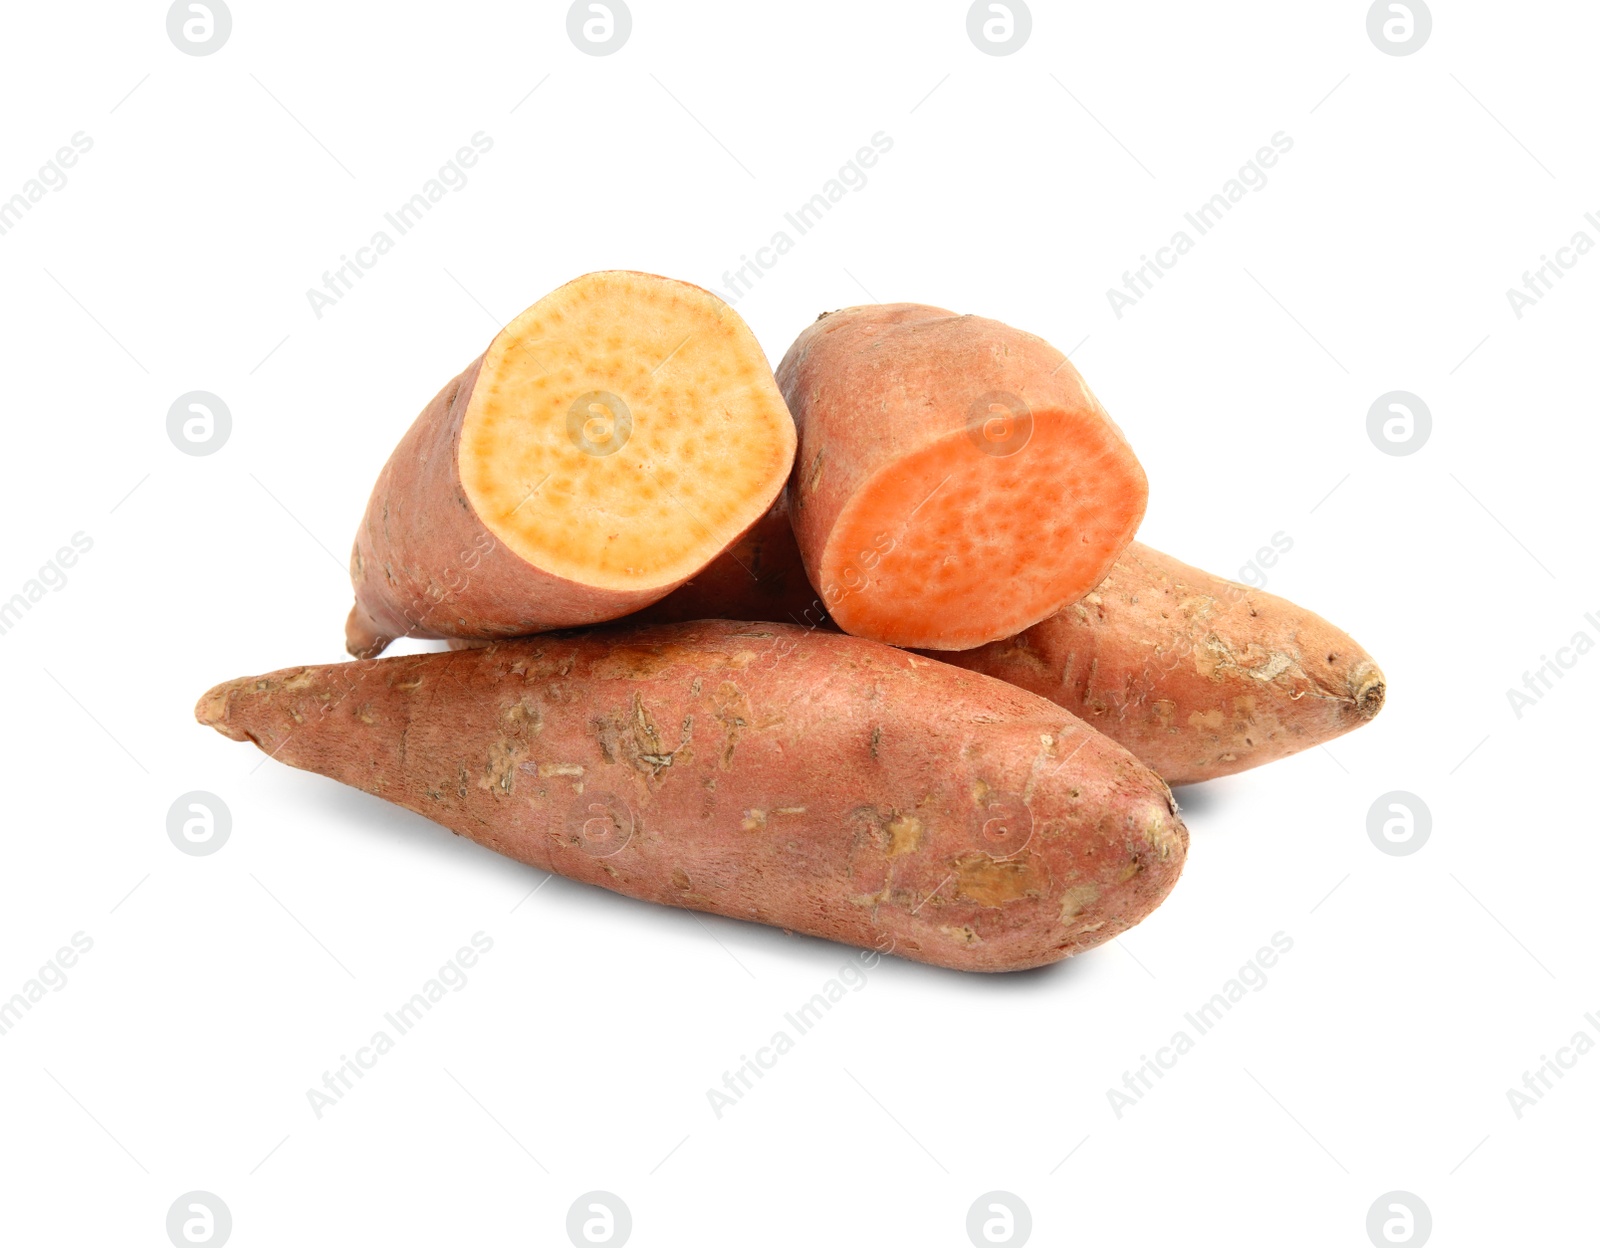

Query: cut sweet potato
left=196, top=621, right=1187, bottom=972
left=939, top=543, right=1386, bottom=784
left=346, top=271, right=796, bottom=657
left=775, top=304, right=1147, bottom=650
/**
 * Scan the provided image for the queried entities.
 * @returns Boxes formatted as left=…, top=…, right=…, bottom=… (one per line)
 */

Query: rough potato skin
left=197, top=622, right=1186, bottom=972
left=937, top=544, right=1386, bottom=785
left=345, top=358, right=672, bottom=660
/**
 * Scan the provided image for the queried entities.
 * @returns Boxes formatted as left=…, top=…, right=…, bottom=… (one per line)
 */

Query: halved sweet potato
left=346, top=271, right=796, bottom=657
left=775, top=304, right=1147, bottom=650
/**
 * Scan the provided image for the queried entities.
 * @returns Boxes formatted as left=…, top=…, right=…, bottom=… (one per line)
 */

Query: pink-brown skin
left=196, top=622, right=1186, bottom=972
left=346, top=359, right=678, bottom=660
left=630, top=496, right=831, bottom=631
left=937, top=543, right=1387, bottom=786
left=774, top=304, right=1147, bottom=650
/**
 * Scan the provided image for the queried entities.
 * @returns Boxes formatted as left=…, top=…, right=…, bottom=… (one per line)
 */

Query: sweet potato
left=610, top=521, right=1385, bottom=784
left=774, top=304, right=1147, bottom=650
left=196, top=621, right=1186, bottom=972
left=629, top=495, right=827, bottom=630
left=938, top=543, right=1386, bottom=784
left=345, top=271, right=796, bottom=658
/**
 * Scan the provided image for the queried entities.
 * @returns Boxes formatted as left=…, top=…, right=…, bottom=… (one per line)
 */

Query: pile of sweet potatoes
left=198, top=271, right=1383, bottom=972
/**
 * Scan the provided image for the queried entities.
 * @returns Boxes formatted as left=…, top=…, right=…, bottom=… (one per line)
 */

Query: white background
left=1, top=1, right=1595, bottom=1244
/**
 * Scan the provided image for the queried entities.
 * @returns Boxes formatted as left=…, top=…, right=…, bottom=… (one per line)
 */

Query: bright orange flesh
left=820, top=413, right=1147, bottom=650
left=459, top=272, right=795, bottom=592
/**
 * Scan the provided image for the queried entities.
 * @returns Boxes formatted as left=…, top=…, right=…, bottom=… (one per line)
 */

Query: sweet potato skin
left=197, top=622, right=1186, bottom=972
left=630, top=496, right=829, bottom=630
left=346, top=358, right=673, bottom=659
left=937, top=543, right=1386, bottom=785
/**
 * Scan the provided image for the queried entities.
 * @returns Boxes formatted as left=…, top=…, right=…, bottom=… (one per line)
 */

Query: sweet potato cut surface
left=776, top=304, right=1147, bottom=650
left=939, top=543, right=1386, bottom=785
left=346, top=271, right=795, bottom=657
left=197, top=622, right=1186, bottom=972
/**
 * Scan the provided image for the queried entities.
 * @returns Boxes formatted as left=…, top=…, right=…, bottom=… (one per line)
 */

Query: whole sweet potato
left=775, top=304, right=1147, bottom=650
left=196, top=622, right=1186, bottom=972
left=346, top=271, right=796, bottom=658
left=939, top=543, right=1386, bottom=784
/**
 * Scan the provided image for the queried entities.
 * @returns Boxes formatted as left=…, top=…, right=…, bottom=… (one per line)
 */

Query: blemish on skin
left=940, top=925, right=981, bottom=946
left=1145, top=814, right=1182, bottom=860
left=1188, top=708, right=1226, bottom=730
left=886, top=814, right=923, bottom=858
left=481, top=742, right=521, bottom=796
left=538, top=763, right=584, bottom=778
left=806, top=446, right=825, bottom=494
left=741, top=809, right=766, bottom=832
left=773, top=806, right=806, bottom=815
left=1058, top=882, right=1100, bottom=923
left=504, top=697, right=543, bottom=734
left=951, top=851, right=1046, bottom=906
left=671, top=868, right=692, bottom=891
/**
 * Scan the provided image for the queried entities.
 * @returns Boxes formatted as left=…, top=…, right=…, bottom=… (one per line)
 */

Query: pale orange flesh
left=458, top=272, right=796, bottom=592
left=819, top=412, right=1147, bottom=650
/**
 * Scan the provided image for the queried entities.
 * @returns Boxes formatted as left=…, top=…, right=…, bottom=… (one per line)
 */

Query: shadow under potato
left=1169, top=775, right=1248, bottom=822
